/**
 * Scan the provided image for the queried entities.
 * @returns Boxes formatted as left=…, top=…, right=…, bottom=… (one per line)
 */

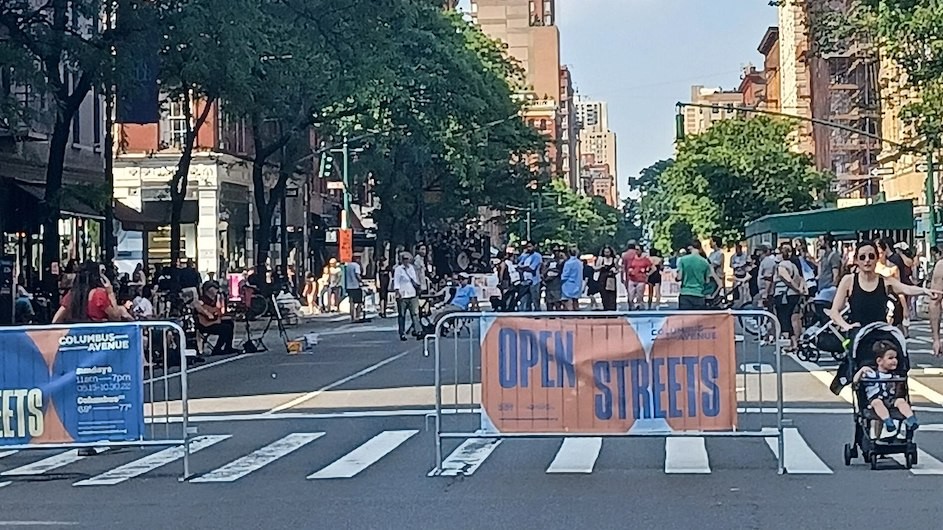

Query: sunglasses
left=857, top=253, right=876, bottom=261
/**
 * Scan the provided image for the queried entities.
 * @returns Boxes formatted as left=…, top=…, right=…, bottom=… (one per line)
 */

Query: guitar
left=197, top=303, right=224, bottom=327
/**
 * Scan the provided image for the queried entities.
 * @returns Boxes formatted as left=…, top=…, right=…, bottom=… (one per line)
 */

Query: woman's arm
left=885, top=276, right=940, bottom=298
left=827, top=275, right=856, bottom=331
left=52, top=306, right=68, bottom=324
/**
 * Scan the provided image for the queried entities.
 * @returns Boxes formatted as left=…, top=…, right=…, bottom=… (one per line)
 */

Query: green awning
left=745, top=200, right=915, bottom=238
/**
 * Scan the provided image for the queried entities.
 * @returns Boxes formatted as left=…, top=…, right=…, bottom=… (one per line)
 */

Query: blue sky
left=459, top=0, right=777, bottom=198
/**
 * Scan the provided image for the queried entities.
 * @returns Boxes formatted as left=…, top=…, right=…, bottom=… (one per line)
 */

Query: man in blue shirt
left=561, top=246, right=584, bottom=310
left=432, top=272, right=479, bottom=324
left=516, top=241, right=543, bottom=311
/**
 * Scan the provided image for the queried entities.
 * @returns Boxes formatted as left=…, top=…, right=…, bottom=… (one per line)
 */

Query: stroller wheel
left=796, top=348, right=809, bottom=362
left=870, top=455, right=879, bottom=470
left=905, top=450, right=916, bottom=469
left=843, top=443, right=853, bottom=466
left=808, top=349, right=821, bottom=363
left=833, top=349, right=848, bottom=362
left=862, top=450, right=871, bottom=464
left=850, top=445, right=858, bottom=459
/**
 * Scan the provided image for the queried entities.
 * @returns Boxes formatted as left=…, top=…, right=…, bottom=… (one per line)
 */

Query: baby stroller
left=835, top=322, right=917, bottom=470
left=796, top=287, right=847, bottom=363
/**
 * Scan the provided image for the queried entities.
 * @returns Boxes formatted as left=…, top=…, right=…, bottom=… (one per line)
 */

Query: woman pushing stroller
left=827, top=240, right=938, bottom=334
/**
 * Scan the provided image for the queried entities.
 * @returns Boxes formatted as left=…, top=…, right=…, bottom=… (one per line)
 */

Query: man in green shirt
left=677, top=240, right=711, bottom=310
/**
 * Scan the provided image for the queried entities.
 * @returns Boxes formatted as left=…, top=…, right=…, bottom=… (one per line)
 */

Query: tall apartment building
left=876, top=57, right=940, bottom=228
left=682, top=86, right=744, bottom=136
left=559, top=66, right=580, bottom=191
left=777, top=1, right=881, bottom=198
left=575, top=95, right=618, bottom=206
left=470, top=0, right=563, bottom=176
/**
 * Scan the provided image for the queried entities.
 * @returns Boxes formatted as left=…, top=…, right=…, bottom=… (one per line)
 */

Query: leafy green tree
left=153, top=0, right=269, bottom=263
left=641, top=116, right=832, bottom=250
left=353, top=6, right=544, bottom=249
left=0, top=0, right=145, bottom=292
left=519, top=179, right=624, bottom=254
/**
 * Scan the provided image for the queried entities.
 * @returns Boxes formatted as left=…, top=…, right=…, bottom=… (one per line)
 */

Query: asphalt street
left=5, top=311, right=943, bottom=529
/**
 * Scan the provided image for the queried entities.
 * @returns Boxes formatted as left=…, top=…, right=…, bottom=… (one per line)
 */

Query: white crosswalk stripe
left=2, top=448, right=109, bottom=476
left=546, top=437, right=602, bottom=474
left=195, top=433, right=325, bottom=483
left=308, top=430, right=418, bottom=479
left=13, top=425, right=943, bottom=485
left=765, top=428, right=832, bottom=474
left=665, top=437, right=711, bottom=474
left=429, top=438, right=501, bottom=477
left=73, top=435, right=230, bottom=487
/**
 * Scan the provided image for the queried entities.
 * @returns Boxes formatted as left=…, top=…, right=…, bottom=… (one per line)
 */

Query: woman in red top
left=53, top=261, right=132, bottom=323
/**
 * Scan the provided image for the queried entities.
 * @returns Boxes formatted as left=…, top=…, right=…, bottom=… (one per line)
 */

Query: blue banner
left=0, top=325, right=144, bottom=446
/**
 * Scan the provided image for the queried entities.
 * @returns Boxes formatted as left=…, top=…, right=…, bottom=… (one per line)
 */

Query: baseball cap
left=894, top=241, right=910, bottom=251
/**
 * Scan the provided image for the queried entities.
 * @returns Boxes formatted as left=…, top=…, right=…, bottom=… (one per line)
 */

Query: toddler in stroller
left=836, top=322, right=920, bottom=469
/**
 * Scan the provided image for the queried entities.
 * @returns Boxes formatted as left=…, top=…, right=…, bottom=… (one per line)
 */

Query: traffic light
left=319, top=152, right=335, bottom=178
left=675, top=112, right=685, bottom=142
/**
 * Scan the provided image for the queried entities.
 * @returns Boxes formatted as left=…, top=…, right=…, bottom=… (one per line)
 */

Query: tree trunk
left=41, top=113, right=73, bottom=301
left=169, top=96, right=214, bottom=265
left=252, top=160, right=271, bottom=271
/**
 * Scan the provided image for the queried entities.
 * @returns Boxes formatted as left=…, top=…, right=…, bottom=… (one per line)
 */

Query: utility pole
left=341, top=135, right=350, bottom=230
left=927, top=148, right=937, bottom=247
left=103, top=0, right=116, bottom=264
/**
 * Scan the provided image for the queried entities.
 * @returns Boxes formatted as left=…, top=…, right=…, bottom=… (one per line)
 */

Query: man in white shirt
left=393, top=252, right=422, bottom=341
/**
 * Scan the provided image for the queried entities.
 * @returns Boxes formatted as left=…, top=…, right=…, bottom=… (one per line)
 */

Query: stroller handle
left=852, top=376, right=909, bottom=386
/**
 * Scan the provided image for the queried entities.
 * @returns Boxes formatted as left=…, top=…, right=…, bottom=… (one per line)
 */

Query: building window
left=539, top=119, right=547, bottom=130
left=167, top=99, right=189, bottom=149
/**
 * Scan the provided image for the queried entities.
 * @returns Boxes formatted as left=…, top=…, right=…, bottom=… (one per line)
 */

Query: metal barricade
left=430, top=310, right=785, bottom=475
left=0, top=321, right=192, bottom=480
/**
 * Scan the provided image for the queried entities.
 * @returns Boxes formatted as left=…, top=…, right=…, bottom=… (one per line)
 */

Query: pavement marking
left=0, top=482, right=9, bottom=489
left=266, top=349, right=414, bottom=414
left=906, top=379, right=943, bottom=407
left=308, top=430, right=419, bottom=479
left=193, top=432, right=325, bottom=483
left=787, top=353, right=853, bottom=403
left=545, top=437, right=602, bottom=474
left=429, top=438, right=502, bottom=477
left=890, top=449, right=943, bottom=475
left=764, top=428, right=832, bottom=474
left=0, top=451, right=17, bottom=459
left=1, top=448, right=109, bottom=476
left=664, top=437, right=711, bottom=474
left=73, top=435, right=230, bottom=486
left=144, top=353, right=252, bottom=384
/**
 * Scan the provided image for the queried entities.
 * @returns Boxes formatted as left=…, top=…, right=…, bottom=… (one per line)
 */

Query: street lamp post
left=675, top=101, right=937, bottom=246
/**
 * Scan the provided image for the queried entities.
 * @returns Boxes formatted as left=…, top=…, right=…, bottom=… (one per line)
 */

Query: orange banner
left=480, top=314, right=737, bottom=434
left=338, top=228, right=353, bottom=263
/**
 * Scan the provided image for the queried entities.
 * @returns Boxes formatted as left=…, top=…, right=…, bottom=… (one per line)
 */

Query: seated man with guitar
left=195, top=281, right=239, bottom=356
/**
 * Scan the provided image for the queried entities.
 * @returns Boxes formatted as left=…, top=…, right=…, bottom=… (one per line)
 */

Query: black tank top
left=848, top=274, right=888, bottom=326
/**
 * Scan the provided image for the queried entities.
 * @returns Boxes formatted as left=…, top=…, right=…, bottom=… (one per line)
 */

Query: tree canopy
left=641, top=116, right=832, bottom=251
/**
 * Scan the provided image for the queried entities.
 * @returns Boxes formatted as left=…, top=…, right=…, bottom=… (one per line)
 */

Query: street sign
left=338, top=228, right=353, bottom=262
left=285, top=187, right=299, bottom=198
left=326, top=229, right=338, bottom=243
left=327, top=181, right=345, bottom=191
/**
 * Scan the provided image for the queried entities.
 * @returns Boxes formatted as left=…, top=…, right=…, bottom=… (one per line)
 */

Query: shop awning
left=745, top=200, right=915, bottom=238
left=5, top=179, right=105, bottom=219
left=114, top=201, right=163, bottom=232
